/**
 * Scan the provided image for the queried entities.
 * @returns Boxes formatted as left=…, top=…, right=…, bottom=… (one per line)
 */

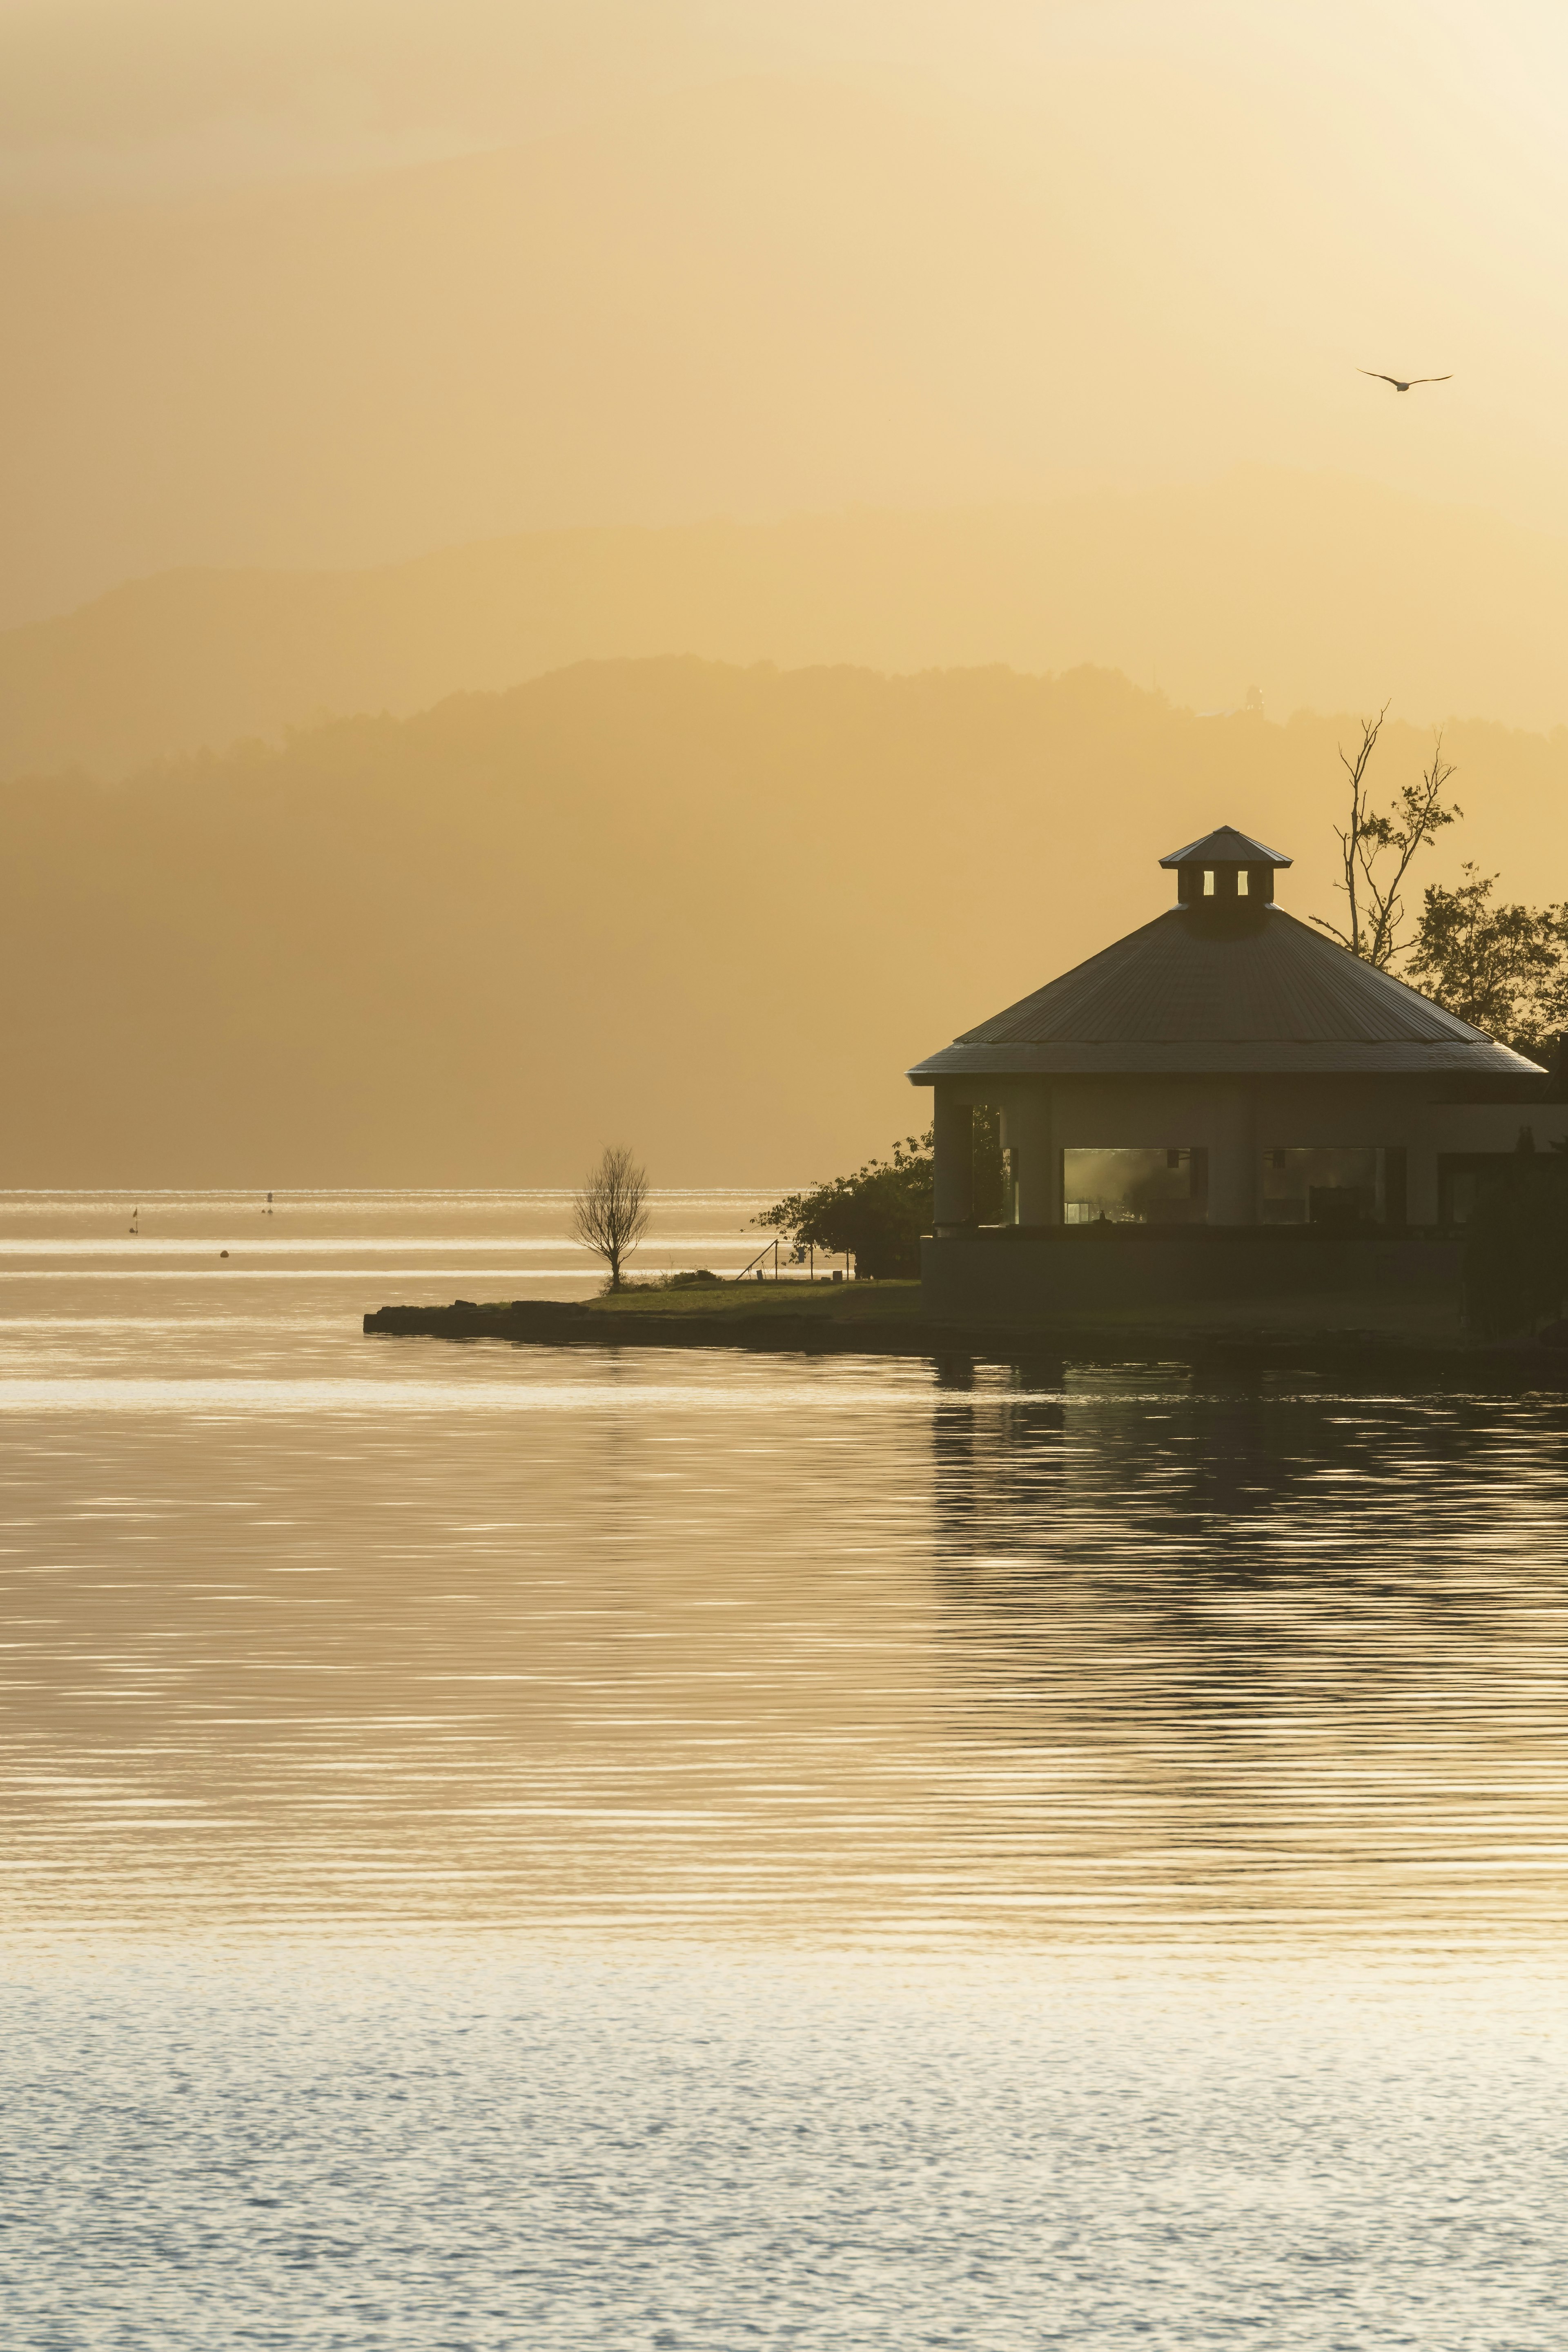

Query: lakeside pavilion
left=908, top=825, right=1568, bottom=1318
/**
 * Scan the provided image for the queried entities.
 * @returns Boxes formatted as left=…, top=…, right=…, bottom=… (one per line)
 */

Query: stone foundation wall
left=921, top=1225, right=1464, bottom=1322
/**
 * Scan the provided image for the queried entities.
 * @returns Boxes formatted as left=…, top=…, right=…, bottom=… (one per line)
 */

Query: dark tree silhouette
left=1407, top=866, right=1568, bottom=1057
left=572, top=1144, right=652, bottom=1291
left=757, top=1131, right=934, bottom=1279
left=1312, top=708, right=1460, bottom=969
left=1463, top=1140, right=1568, bottom=1338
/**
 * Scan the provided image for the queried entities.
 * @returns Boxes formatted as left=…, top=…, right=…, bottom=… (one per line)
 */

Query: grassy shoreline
left=466, top=1276, right=1468, bottom=1345
left=362, top=1280, right=1568, bottom=1380
left=586, top=1278, right=924, bottom=1320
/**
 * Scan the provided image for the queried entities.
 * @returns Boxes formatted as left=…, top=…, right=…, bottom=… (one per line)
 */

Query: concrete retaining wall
left=921, top=1225, right=1464, bottom=1322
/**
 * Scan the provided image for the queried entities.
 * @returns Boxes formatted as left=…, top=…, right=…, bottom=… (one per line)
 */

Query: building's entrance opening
left=1443, top=1166, right=1479, bottom=1226
left=1262, top=1146, right=1385, bottom=1225
left=1062, top=1147, right=1207, bottom=1224
left=1437, top=1154, right=1522, bottom=1225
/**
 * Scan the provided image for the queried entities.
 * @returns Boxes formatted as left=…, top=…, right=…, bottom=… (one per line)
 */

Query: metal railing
left=731, top=1238, right=853, bottom=1283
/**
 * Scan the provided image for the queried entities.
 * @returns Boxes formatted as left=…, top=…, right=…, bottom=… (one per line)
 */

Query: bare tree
left=571, top=1144, right=652, bottom=1291
left=1311, top=707, right=1461, bottom=969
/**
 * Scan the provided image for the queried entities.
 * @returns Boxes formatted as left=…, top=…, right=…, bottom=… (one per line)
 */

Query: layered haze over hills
left=8, top=471, right=1568, bottom=780
left=2, top=660, right=1563, bottom=1187
left=8, top=1, right=1568, bottom=1179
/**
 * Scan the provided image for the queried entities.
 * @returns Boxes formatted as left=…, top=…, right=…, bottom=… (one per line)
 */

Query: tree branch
left=1314, top=713, right=1460, bottom=970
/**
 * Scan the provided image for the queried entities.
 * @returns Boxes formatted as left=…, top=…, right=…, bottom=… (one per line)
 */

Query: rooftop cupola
left=1160, top=825, right=1292, bottom=920
left=909, top=817, right=1544, bottom=1090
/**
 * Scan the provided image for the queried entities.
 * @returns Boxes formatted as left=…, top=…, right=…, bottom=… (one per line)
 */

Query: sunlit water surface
left=2, top=1191, right=1566, bottom=2347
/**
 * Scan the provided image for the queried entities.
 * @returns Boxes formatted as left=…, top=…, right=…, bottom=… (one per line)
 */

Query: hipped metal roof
left=908, top=902, right=1546, bottom=1083
left=1158, top=825, right=1292, bottom=869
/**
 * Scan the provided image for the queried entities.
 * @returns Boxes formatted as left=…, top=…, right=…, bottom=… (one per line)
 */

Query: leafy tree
left=1311, top=708, right=1460, bottom=969
left=1407, top=865, right=1568, bottom=1059
left=757, top=1130, right=933, bottom=1278
left=1311, top=717, right=1568, bottom=1062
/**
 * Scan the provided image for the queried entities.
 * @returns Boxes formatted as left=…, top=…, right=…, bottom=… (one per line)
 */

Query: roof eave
left=906, top=1040, right=1548, bottom=1081
left=1158, top=826, right=1292, bottom=869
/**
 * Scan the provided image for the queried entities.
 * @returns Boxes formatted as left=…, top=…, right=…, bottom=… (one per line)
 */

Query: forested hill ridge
left=2, top=657, right=1565, bottom=1187
left=11, top=472, right=1568, bottom=782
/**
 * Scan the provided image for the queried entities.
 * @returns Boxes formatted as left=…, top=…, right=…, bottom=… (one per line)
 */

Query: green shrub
left=756, top=1131, right=934, bottom=1280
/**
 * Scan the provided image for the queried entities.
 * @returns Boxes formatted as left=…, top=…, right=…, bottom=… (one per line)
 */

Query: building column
left=1002, top=1082, right=1056, bottom=1224
left=932, top=1088, right=975, bottom=1229
left=1403, top=1102, right=1439, bottom=1225
left=1206, top=1080, right=1260, bottom=1224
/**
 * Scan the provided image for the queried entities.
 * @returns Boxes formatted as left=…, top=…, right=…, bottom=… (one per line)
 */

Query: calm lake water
left=3, top=1191, right=1567, bottom=2347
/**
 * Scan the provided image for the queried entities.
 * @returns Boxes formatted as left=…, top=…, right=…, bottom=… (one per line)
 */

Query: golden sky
left=6, top=2, right=1568, bottom=624
left=6, top=5, right=1568, bottom=1179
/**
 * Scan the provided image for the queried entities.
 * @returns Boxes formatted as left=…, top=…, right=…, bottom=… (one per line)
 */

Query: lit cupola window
left=1162, top=825, right=1292, bottom=914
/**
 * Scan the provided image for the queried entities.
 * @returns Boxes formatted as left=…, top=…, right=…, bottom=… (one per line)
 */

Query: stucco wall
left=925, top=1074, right=1568, bottom=1230
left=921, top=1224, right=1466, bottom=1327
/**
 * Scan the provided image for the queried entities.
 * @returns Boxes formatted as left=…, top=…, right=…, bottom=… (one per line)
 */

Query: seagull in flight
left=1359, top=369, right=1452, bottom=391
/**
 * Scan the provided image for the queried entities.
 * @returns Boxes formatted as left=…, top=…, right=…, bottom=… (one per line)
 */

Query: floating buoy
left=220, top=1250, right=229, bottom=1259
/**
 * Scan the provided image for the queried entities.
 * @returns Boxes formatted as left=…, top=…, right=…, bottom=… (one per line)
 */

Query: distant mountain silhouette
left=2, top=656, right=1562, bottom=1185
left=10, top=469, right=1568, bottom=782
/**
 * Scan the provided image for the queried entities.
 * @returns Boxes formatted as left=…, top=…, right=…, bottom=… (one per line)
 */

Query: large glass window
left=1261, top=1146, right=1383, bottom=1226
left=1062, top=1147, right=1205, bottom=1224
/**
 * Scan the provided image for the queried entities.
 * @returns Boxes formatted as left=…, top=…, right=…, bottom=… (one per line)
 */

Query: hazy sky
left=6, top=0, right=1566, bottom=189
left=7, top=2, right=1568, bottom=1180
left=7, top=1, right=1568, bottom=620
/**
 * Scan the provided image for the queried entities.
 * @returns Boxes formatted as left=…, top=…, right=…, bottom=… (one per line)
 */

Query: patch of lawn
left=586, top=1279, right=923, bottom=1320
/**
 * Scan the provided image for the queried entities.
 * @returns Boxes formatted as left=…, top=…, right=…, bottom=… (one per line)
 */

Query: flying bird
left=1359, top=370, right=1452, bottom=391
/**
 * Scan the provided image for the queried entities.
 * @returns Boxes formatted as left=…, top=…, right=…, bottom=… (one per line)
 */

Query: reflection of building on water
left=931, top=1367, right=1483, bottom=1622
left=921, top=1371, right=1566, bottom=1942
left=908, top=824, right=1566, bottom=1321
left=931, top=1366, right=1314, bottom=1566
